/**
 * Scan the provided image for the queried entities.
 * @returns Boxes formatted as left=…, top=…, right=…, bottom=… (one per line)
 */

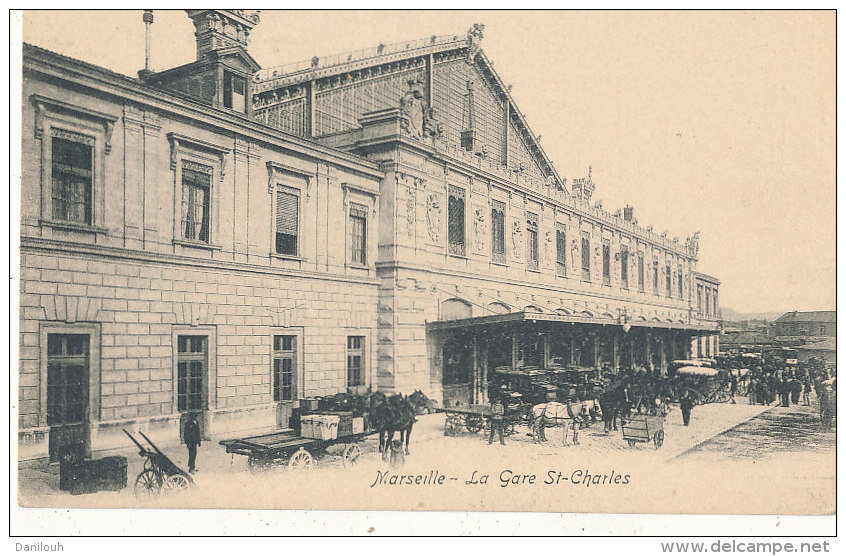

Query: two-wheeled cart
left=621, top=415, right=665, bottom=449
left=219, top=428, right=373, bottom=471
left=440, top=401, right=531, bottom=437
left=123, top=429, right=194, bottom=499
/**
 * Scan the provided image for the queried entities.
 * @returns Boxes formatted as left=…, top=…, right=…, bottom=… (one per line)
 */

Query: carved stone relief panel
left=425, top=193, right=442, bottom=243
left=473, top=204, right=487, bottom=253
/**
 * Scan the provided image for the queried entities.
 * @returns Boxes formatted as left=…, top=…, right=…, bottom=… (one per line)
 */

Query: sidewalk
left=17, top=398, right=775, bottom=507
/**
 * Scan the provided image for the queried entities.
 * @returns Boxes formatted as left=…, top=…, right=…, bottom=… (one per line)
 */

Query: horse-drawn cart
left=440, top=398, right=530, bottom=437
left=621, top=415, right=665, bottom=449
left=123, top=429, right=194, bottom=499
left=220, top=423, right=373, bottom=471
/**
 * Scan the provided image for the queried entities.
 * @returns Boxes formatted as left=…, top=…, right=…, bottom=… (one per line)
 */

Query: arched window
left=440, top=298, right=472, bottom=321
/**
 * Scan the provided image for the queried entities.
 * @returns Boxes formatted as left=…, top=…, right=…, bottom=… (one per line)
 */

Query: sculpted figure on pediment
left=474, top=208, right=487, bottom=252
left=426, top=194, right=442, bottom=242
left=512, top=220, right=522, bottom=259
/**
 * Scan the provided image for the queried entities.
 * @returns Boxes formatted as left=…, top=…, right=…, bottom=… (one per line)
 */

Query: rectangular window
left=697, top=285, right=703, bottom=314
left=349, top=204, right=367, bottom=265
left=51, top=135, right=93, bottom=224
left=653, top=260, right=659, bottom=295
left=346, top=336, right=365, bottom=388
left=666, top=263, right=672, bottom=297
left=581, top=233, right=591, bottom=281
left=602, top=241, right=611, bottom=285
left=448, top=187, right=465, bottom=256
left=46, top=334, right=88, bottom=427
left=678, top=265, right=684, bottom=298
left=275, top=189, right=299, bottom=255
left=705, top=287, right=712, bottom=316
left=556, top=226, right=567, bottom=276
left=620, top=245, right=629, bottom=289
left=177, top=336, right=207, bottom=412
left=526, top=212, right=538, bottom=270
left=272, top=335, right=296, bottom=402
left=181, top=162, right=212, bottom=243
left=637, top=252, right=645, bottom=292
left=223, top=71, right=246, bottom=113
left=491, top=201, right=505, bottom=263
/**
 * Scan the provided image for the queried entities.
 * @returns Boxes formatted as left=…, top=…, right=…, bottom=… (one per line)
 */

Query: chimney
left=623, top=205, right=634, bottom=222
left=138, top=10, right=154, bottom=80
left=186, top=10, right=260, bottom=62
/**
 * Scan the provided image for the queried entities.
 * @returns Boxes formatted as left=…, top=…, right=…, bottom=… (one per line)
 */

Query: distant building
left=774, top=311, right=836, bottom=344
left=795, top=338, right=836, bottom=366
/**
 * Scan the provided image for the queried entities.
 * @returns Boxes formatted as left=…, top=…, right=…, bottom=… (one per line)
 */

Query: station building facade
left=18, top=10, right=720, bottom=462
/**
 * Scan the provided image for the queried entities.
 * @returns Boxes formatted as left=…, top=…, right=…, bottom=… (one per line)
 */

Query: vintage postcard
left=12, top=9, right=836, bottom=531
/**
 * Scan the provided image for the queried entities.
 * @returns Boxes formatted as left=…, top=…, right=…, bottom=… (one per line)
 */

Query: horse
left=368, top=392, right=417, bottom=460
left=530, top=401, right=585, bottom=446
left=408, top=389, right=437, bottom=414
left=598, top=387, right=622, bottom=433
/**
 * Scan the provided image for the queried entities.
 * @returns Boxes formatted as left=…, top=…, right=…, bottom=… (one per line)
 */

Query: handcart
left=621, top=415, right=665, bottom=449
left=123, top=429, right=194, bottom=499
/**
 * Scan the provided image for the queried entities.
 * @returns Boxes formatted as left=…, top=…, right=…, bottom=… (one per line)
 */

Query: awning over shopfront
left=425, top=311, right=720, bottom=333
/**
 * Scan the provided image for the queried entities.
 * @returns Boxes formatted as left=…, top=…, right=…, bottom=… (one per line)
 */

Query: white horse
left=531, top=401, right=585, bottom=446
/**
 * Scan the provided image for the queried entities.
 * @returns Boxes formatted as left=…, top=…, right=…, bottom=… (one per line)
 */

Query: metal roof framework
left=425, top=311, right=720, bottom=333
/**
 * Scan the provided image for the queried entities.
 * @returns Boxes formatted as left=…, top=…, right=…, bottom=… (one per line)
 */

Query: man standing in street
left=680, top=390, right=694, bottom=427
left=730, top=373, right=738, bottom=404
left=184, top=415, right=201, bottom=473
left=488, top=386, right=506, bottom=445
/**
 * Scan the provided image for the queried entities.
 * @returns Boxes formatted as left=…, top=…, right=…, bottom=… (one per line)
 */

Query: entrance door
left=442, top=333, right=473, bottom=407
left=46, top=334, right=89, bottom=462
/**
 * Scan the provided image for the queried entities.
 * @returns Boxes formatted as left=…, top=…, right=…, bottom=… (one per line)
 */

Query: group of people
left=744, top=365, right=827, bottom=408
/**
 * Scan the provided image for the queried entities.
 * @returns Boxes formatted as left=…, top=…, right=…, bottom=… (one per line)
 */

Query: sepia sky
left=21, top=10, right=835, bottom=315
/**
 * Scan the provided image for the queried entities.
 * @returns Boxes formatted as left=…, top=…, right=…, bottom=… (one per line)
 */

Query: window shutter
left=276, top=191, right=298, bottom=236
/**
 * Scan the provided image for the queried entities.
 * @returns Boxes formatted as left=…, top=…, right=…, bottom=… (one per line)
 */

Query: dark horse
left=598, top=386, right=623, bottom=433
left=369, top=391, right=431, bottom=460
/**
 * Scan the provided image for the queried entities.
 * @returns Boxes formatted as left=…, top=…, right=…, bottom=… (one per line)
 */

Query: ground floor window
left=347, top=336, right=365, bottom=388
left=46, top=334, right=88, bottom=428
left=273, top=335, right=297, bottom=401
left=177, top=336, right=207, bottom=412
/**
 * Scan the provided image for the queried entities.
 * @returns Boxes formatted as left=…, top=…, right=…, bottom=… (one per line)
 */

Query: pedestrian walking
left=747, top=377, right=757, bottom=405
left=183, top=415, right=201, bottom=473
left=680, top=391, right=694, bottom=426
left=790, top=378, right=801, bottom=405
left=730, top=373, right=738, bottom=404
left=803, top=376, right=812, bottom=406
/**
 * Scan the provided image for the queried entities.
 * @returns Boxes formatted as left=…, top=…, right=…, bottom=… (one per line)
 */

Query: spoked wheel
left=288, top=448, right=313, bottom=470
left=343, top=444, right=362, bottom=468
left=653, top=430, right=665, bottom=449
left=714, top=390, right=731, bottom=403
left=162, top=474, right=191, bottom=494
left=464, top=415, right=484, bottom=433
left=626, top=439, right=637, bottom=448
left=134, top=470, right=161, bottom=499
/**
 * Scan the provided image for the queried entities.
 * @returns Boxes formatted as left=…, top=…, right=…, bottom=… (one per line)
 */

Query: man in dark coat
left=730, top=373, right=738, bottom=404
left=488, top=385, right=506, bottom=445
left=183, top=415, right=202, bottom=473
left=680, top=391, right=694, bottom=427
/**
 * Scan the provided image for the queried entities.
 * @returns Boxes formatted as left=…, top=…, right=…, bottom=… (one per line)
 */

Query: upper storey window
left=602, top=241, right=611, bottom=286
left=51, top=133, right=93, bottom=225
left=581, top=233, right=591, bottom=281
left=223, top=71, right=247, bottom=113
left=556, top=225, right=567, bottom=277
left=665, top=262, right=672, bottom=297
left=620, top=245, right=629, bottom=289
left=349, top=203, right=368, bottom=265
left=275, top=189, right=299, bottom=256
left=526, top=213, right=539, bottom=271
left=637, top=252, right=645, bottom=292
left=448, top=186, right=465, bottom=256
left=181, top=161, right=212, bottom=243
left=491, top=201, right=505, bottom=263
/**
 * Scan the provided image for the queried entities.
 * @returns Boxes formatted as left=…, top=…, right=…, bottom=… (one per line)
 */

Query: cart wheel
left=162, top=474, right=191, bottom=493
left=714, top=391, right=731, bottom=403
left=343, top=444, right=362, bottom=468
left=626, top=439, right=637, bottom=448
left=654, top=430, right=665, bottom=449
left=465, top=415, right=484, bottom=433
left=134, top=470, right=161, bottom=499
left=288, top=448, right=313, bottom=470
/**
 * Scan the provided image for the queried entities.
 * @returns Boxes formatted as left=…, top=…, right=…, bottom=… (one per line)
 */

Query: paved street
left=678, top=399, right=835, bottom=460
